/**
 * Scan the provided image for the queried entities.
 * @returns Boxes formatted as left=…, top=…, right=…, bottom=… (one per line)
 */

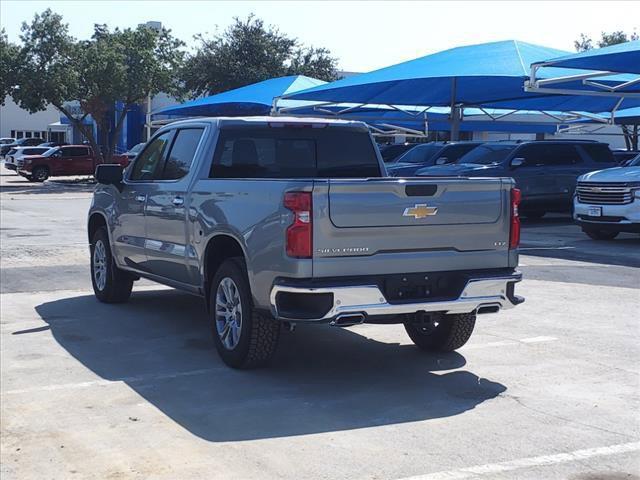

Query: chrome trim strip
left=270, top=273, right=522, bottom=321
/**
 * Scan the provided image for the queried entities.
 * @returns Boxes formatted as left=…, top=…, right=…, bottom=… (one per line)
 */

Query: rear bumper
left=270, top=271, right=523, bottom=323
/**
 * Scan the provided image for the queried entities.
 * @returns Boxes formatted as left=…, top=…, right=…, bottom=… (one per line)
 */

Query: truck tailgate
left=312, top=177, right=513, bottom=277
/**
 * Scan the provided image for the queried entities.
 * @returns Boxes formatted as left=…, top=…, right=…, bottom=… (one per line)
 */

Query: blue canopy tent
left=525, top=41, right=640, bottom=128
left=279, top=40, right=640, bottom=139
left=532, top=40, right=640, bottom=75
left=525, top=41, right=640, bottom=127
left=153, top=75, right=325, bottom=117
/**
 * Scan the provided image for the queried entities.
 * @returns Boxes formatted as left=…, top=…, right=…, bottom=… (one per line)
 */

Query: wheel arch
left=202, top=233, right=250, bottom=310
left=88, top=211, right=109, bottom=245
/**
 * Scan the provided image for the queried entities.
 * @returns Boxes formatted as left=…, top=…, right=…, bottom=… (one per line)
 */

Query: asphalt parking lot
left=1, top=169, right=639, bottom=480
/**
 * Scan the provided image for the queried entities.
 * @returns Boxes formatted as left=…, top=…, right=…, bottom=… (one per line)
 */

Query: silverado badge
left=403, top=204, right=438, bottom=219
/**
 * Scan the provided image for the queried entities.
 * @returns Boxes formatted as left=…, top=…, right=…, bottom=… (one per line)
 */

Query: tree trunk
left=53, top=103, right=104, bottom=165
left=106, top=105, right=129, bottom=163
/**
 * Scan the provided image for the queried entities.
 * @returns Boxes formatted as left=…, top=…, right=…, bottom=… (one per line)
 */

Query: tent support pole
left=450, top=78, right=461, bottom=140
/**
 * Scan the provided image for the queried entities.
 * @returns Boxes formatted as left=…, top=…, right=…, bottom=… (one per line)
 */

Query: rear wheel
left=210, top=258, right=280, bottom=369
left=90, top=227, right=134, bottom=303
left=583, top=227, right=619, bottom=241
left=31, top=166, right=49, bottom=182
left=404, top=313, right=476, bottom=352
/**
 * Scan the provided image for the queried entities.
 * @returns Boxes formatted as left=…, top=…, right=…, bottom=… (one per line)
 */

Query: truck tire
left=31, top=166, right=49, bottom=182
left=404, top=313, right=476, bottom=352
left=90, top=227, right=134, bottom=303
left=210, top=257, right=280, bottom=369
left=583, top=227, right=619, bottom=240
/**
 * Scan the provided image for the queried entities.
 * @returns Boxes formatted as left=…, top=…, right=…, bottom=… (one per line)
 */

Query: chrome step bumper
left=270, top=272, right=523, bottom=322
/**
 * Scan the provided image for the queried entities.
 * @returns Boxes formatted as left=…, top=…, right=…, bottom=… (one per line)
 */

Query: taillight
left=284, top=192, right=312, bottom=258
left=510, top=188, right=521, bottom=249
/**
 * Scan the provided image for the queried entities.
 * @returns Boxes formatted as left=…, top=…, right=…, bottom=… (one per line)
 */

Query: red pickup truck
left=16, top=145, right=129, bottom=182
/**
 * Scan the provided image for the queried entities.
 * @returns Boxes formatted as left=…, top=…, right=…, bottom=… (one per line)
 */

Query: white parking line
left=395, top=441, right=640, bottom=480
left=464, top=337, right=557, bottom=350
left=2, top=367, right=221, bottom=395
left=520, top=336, right=558, bottom=343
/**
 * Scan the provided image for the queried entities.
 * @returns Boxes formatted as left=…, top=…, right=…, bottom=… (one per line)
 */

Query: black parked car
left=387, top=141, right=483, bottom=176
left=415, top=140, right=618, bottom=218
left=377, top=143, right=417, bottom=163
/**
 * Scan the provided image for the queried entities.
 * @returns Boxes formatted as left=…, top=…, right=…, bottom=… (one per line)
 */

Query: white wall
left=0, top=96, right=61, bottom=138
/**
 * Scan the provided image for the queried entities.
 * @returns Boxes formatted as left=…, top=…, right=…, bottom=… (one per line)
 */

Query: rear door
left=144, top=127, right=205, bottom=285
left=71, top=146, right=94, bottom=175
left=545, top=143, right=585, bottom=204
left=508, top=144, right=558, bottom=207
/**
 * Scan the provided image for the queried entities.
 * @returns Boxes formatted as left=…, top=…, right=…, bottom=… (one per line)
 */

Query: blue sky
left=1, top=1, right=638, bottom=72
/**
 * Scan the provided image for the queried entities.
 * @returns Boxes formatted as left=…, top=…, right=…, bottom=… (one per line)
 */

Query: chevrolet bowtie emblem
left=403, top=204, right=438, bottom=219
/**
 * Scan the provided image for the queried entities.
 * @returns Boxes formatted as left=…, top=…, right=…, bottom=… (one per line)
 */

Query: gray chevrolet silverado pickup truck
left=88, top=117, right=523, bottom=368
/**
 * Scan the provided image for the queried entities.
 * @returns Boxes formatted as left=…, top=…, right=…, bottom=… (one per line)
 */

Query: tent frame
left=525, top=63, right=640, bottom=99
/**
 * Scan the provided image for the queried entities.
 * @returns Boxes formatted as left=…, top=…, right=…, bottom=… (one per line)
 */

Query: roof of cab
left=157, top=115, right=370, bottom=130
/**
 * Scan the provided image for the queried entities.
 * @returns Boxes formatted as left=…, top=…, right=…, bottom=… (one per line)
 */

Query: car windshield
left=42, top=148, right=59, bottom=157
left=457, top=144, right=516, bottom=165
left=629, top=155, right=640, bottom=167
left=395, top=144, right=444, bottom=164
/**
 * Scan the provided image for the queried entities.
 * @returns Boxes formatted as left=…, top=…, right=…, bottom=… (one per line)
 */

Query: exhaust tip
left=477, top=305, right=500, bottom=315
left=330, top=313, right=365, bottom=327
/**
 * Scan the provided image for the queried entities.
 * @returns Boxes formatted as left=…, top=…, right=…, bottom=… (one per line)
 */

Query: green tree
left=0, top=29, right=20, bottom=105
left=181, top=15, right=338, bottom=98
left=574, top=30, right=639, bottom=51
left=11, top=10, right=184, bottom=162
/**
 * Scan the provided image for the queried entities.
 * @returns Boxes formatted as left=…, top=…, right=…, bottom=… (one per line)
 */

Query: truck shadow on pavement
left=34, top=288, right=506, bottom=442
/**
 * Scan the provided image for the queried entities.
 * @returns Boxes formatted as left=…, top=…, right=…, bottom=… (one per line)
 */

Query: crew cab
left=574, top=155, right=640, bottom=240
left=17, top=145, right=129, bottom=182
left=88, top=117, right=523, bottom=369
left=416, top=140, right=618, bottom=219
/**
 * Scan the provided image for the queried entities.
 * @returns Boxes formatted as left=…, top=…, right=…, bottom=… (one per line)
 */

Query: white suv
left=3, top=146, right=51, bottom=171
left=574, top=155, right=640, bottom=240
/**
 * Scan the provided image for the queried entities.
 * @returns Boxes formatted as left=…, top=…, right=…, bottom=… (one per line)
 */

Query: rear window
left=23, top=148, right=44, bottom=155
left=580, top=144, right=615, bottom=163
left=210, top=127, right=381, bottom=179
left=396, top=144, right=443, bottom=164
left=458, top=144, right=516, bottom=165
left=441, top=143, right=481, bottom=162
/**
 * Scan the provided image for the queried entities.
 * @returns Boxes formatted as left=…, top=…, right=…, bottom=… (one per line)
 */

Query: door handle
left=172, top=196, right=184, bottom=206
left=135, top=194, right=146, bottom=202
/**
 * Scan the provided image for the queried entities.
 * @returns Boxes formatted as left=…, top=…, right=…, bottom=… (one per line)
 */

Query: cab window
left=160, top=128, right=204, bottom=180
left=130, top=131, right=173, bottom=181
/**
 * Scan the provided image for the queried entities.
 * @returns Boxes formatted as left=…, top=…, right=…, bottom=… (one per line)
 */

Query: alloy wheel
left=215, top=277, right=243, bottom=350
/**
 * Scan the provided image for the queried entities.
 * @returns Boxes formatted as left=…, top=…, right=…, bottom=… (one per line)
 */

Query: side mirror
left=511, top=157, right=525, bottom=168
left=95, top=164, right=123, bottom=186
left=435, top=157, right=449, bottom=165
